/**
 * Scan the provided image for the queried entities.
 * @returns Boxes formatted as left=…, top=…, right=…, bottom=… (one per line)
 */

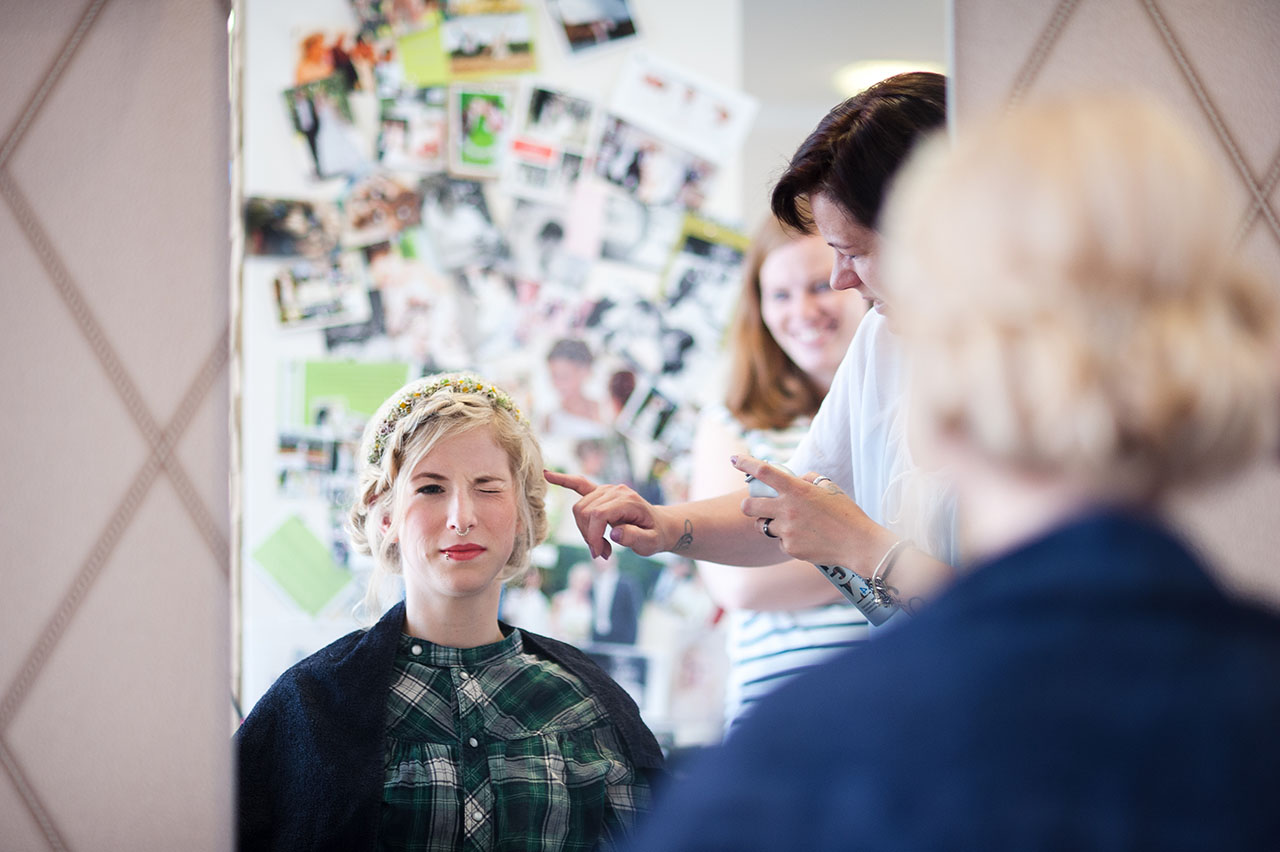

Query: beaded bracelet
left=870, top=539, right=911, bottom=608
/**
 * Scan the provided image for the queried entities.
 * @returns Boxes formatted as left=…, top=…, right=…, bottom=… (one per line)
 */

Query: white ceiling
left=739, top=0, right=949, bottom=226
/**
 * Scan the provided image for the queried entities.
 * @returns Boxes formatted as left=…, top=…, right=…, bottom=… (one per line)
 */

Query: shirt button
left=470, top=809, right=482, bottom=822
left=410, top=644, right=423, bottom=655
left=468, top=737, right=479, bottom=747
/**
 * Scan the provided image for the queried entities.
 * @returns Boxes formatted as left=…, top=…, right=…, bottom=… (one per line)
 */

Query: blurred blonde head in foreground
left=883, top=95, right=1279, bottom=504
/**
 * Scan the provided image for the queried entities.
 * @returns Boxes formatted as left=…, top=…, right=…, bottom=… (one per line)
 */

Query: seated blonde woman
left=236, top=374, right=663, bottom=851
left=626, top=96, right=1280, bottom=851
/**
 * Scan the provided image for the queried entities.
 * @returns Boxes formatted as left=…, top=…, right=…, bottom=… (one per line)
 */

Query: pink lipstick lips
left=443, top=544, right=485, bottom=561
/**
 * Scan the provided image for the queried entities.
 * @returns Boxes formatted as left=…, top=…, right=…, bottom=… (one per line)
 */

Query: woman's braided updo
left=348, top=373, right=548, bottom=621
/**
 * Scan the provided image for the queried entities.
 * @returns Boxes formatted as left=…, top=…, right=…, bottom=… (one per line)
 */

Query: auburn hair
left=724, top=207, right=826, bottom=430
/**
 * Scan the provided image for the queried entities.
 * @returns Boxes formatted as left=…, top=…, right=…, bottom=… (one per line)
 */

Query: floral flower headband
left=366, top=373, right=527, bottom=466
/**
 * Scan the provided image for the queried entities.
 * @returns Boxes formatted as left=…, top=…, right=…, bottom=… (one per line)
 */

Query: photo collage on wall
left=246, top=0, right=758, bottom=748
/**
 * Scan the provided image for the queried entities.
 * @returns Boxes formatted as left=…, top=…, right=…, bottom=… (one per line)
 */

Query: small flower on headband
left=367, top=374, right=526, bottom=466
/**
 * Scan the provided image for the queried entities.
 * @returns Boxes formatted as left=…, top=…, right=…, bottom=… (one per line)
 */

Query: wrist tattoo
left=673, top=520, right=693, bottom=551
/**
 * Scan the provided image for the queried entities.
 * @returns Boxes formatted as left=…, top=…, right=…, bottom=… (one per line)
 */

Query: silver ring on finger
left=761, top=518, right=779, bottom=539
left=812, top=475, right=832, bottom=487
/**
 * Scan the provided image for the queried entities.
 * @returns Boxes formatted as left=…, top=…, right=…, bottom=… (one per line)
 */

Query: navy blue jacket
left=629, top=511, right=1280, bottom=851
left=236, top=602, right=665, bottom=852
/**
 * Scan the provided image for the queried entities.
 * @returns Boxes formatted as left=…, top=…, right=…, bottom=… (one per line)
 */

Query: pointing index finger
left=731, top=454, right=796, bottom=495
left=543, top=469, right=596, bottom=497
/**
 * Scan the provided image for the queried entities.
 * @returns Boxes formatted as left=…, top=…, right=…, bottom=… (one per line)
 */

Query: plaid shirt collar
left=395, top=627, right=522, bottom=670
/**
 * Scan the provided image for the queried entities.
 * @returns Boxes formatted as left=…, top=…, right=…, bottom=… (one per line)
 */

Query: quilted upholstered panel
left=952, top=0, right=1280, bottom=606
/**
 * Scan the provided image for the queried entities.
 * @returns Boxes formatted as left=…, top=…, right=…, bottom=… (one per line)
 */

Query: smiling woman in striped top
left=689, top=209, right=869, bottom=733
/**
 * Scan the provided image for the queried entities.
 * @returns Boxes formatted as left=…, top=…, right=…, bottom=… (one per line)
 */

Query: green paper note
left=302, top=360, right=411, bottom=424
left=399, top=13, right=450, bottom=87
left=253, top=516, right=350, bottom=616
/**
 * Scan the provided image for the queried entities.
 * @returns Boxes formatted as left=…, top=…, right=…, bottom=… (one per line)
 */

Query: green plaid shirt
left=380, top=629, right=652, bottom=851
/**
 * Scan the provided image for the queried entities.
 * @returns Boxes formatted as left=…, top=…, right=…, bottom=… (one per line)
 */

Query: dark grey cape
left=235, top=601, right=665, bottom=851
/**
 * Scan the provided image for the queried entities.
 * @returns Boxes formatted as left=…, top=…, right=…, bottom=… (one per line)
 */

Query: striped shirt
left=381, top=629, right=651, bottom=851
left=708, top=404, right=871, bottom=732
left=725, top=607, right=869, bottom=730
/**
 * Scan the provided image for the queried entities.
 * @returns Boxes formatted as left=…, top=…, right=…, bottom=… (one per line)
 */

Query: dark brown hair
left=771, top=72, right=947, bottom=232
left=724, top=208, right=826, bottom=431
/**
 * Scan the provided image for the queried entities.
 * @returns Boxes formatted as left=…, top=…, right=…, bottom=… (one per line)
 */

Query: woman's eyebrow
left=411, top=471, right=508, bottom=483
